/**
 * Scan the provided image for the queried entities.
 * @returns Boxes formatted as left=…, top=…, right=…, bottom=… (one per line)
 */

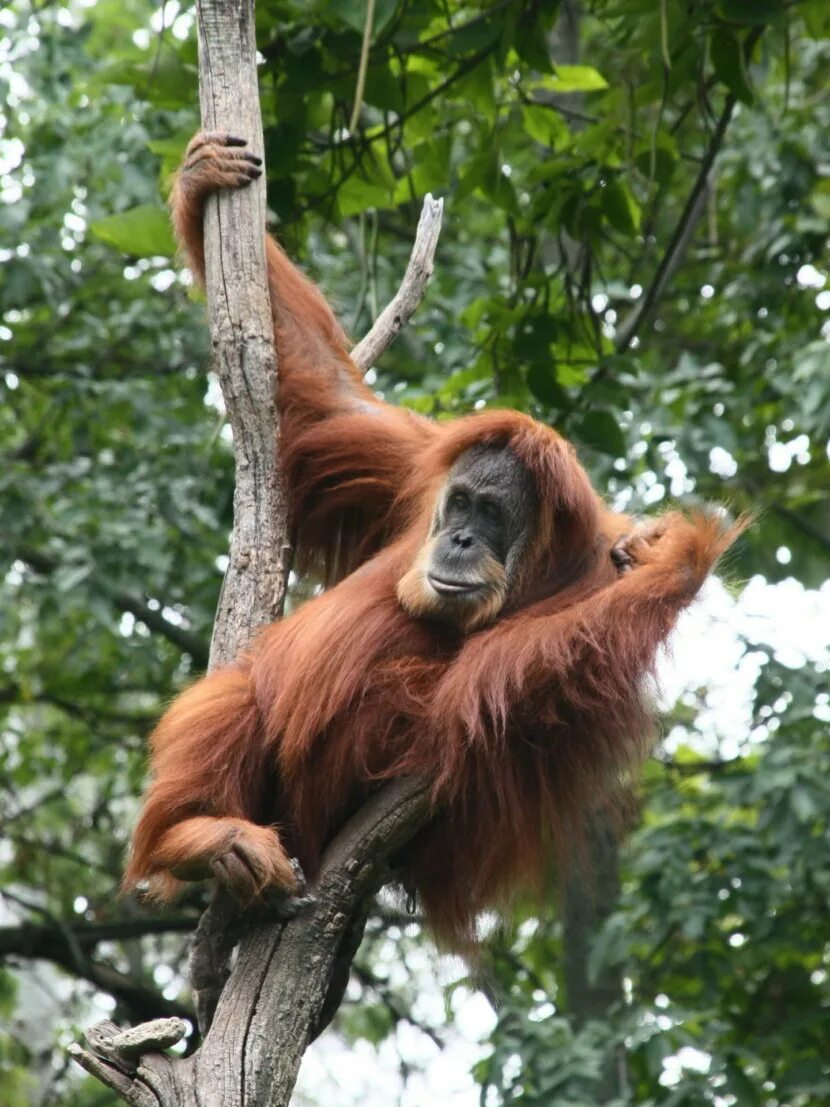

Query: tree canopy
left=1, top=1, right=829, bottom=1104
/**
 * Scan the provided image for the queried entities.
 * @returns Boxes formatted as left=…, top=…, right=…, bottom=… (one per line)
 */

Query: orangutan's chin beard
left=395, top=540, right=508, bottom=632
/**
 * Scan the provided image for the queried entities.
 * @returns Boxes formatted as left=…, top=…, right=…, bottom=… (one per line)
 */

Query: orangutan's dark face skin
left=397, top=445, right=538, bottom=631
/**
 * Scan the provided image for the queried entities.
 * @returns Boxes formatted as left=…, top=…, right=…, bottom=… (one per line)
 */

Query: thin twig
left=616, top=98, right=730, bottom=352
left=351, top=194, right=444, bottom=371
left=615, top=27, right=764, bottom=352
left=349, top=0, right=376, bottom=134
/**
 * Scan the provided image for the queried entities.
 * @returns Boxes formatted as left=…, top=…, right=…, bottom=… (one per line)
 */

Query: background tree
left=1, top=1, right=829, bottom=1105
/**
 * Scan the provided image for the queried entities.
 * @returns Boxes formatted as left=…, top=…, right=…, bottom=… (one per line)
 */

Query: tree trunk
left=195, top=0, right=290, bottom=666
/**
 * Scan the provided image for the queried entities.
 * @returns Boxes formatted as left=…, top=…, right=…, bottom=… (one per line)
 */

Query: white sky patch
left=204, top=373, right=225, bottom=414
left=63, top=211, right=86, bottom=235
left=0, top=178, right=22, bottom=204
left=0, top=136, right=24, bottom=175
left=664, top=453, right=694, bottom=498
left=150, top=0, right=179, bottom=32
left=298, top=984, right=492, bottom=1107
left=708, top=445, right=738, bottom=478
left=660, top=573, right=830, bottom=758
left=768, top=433, right=810, bottom=472
left=660, top=1046, right=711, bottom=1087
left=0, top=56, right=33, bottom=108
left=172, top=12, right=193, bottom=39
left=796, top=263, right=826, bottom=290
left=150, top=269, right=177, bottom=292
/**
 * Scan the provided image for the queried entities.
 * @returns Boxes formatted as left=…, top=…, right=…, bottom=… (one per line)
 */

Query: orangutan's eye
left=480, top=499, right=502, bottom=525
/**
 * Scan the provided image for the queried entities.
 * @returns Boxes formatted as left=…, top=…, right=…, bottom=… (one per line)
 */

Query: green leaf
left=719, top=0, right=785, bottom=25
left=457, top=58, right=496, bottom=120
left=725, top=1062, right=763, bottom=1104
left=337, top=176, right=395, bottom=217
left=521, top=105, right=569, bottom=150
left=482, top=169, right=518, bottom=214
left=527, top=363, right=568, bottom=409
left=90, top=205, right=175, bottom=257
left=573, top=410, right=627, bottom=456
left=514, top=15, right=554, bottom=72
left=537, top=64, right=609, bottom=94
left=711, top=28, right=755, bottom=104
left=791, top=786, right=816, bottom=822
left=802, top=0, right=830, bottom=37
left=446, top=15, right=505, bottom=54
left=634, top=131, right=679, bottom=186
left=92, top=46, right=196, bottom=109
left=327, top=0, right=398, bottom=36
left=457, top=147, right=517, bottom=212
left=146, top=136, right=188, bottom=162
left=457, top=150, right=495, bottom=200
left=602, top=179, right=642, bottom=236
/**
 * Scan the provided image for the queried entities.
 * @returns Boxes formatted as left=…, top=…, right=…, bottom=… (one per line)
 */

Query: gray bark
left=70, top=780, right=431, bottom=1107
left=196, top=0, right=290, bottom=667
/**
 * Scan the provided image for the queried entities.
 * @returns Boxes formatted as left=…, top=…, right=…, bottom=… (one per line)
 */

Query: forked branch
left=68, top=779, right=432, bottom=1107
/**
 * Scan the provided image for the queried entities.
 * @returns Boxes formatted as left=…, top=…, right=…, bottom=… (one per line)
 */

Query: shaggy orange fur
left=123, top=133, right=742, bottom=945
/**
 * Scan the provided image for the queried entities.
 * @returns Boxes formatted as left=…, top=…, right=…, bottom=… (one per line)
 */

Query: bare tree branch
left=194, top=14, right=288, bottom=669
left=0, top=908, right=196, bottom=1025
left=351, top=194, right=444, bottom=372
left=70, top=779, right=431, bottom=1107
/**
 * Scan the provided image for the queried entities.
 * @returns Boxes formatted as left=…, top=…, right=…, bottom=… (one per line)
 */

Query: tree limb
left=0, top=911, right=196, bottom=1024
left=196, top=9, right=288, bottom=669
left=0, top=914, right=198, bottom=960
left=614, top=110, right=730, bottom=352
left=351, top=194, right=444, bottom=372
left=70, top=778, right=432, bottom=1107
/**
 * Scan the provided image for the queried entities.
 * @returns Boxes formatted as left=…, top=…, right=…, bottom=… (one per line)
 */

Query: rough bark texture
left=196, top=0, right=290, bottom=667
left=70, top=780, right=432, bottom=1107
left=68, top=2, right=444, bottom=1101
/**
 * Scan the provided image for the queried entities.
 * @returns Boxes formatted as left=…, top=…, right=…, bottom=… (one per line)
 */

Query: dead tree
left=69, top=0, right=443, bottom=1103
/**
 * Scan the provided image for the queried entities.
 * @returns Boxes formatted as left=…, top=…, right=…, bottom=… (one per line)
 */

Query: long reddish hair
left=126, top=402, right=736, bottom=944
left=125, top=151, right=741, bottom=945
